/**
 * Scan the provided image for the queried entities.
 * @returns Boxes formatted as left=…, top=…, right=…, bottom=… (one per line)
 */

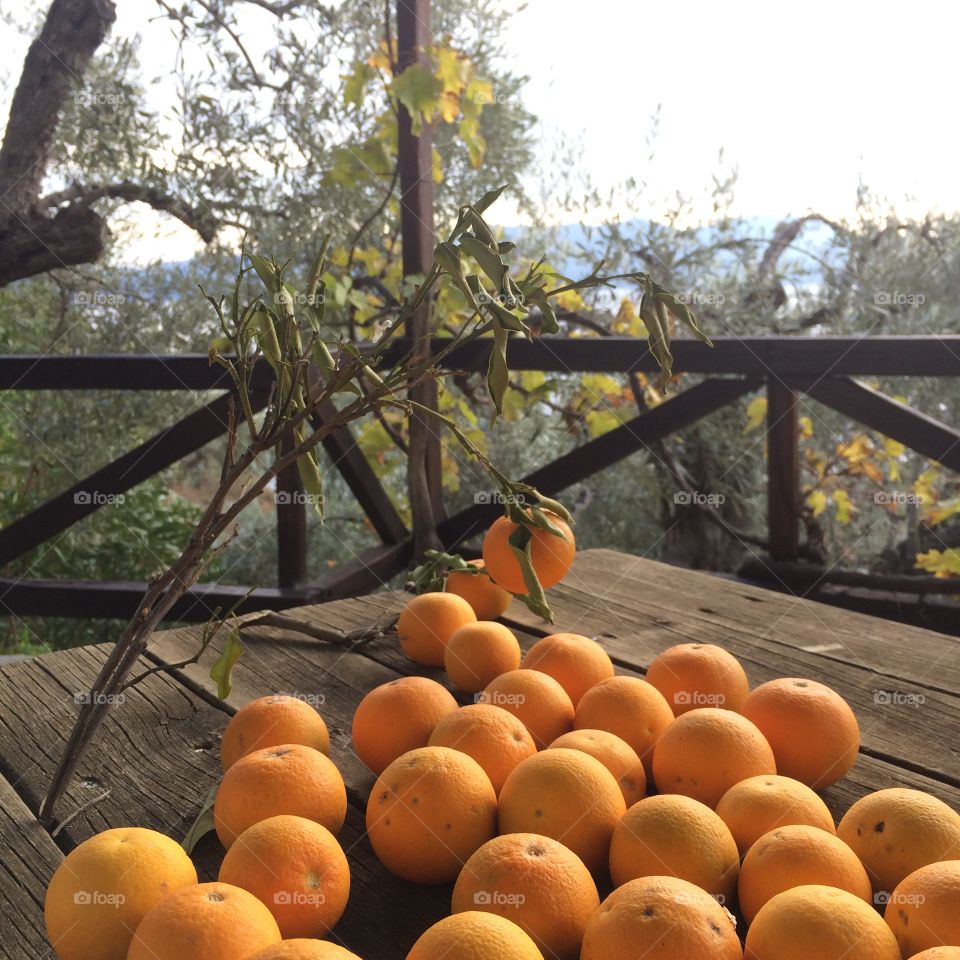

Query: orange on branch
left=482, top=512, right=575, bottom=595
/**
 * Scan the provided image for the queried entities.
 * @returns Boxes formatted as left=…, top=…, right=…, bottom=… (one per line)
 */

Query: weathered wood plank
left=0, top=774, right=61, bottom=959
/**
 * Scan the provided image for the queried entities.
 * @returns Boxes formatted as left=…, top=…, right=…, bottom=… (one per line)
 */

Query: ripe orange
left=214, top=744, right=346, bottom=849
left=573, top=675, right=673, bottom=777
left=715, top=774, right=835, bottom=855
left=739, top=825, right=872, bottom=924
left=351, top=676, right=458, bottom=775
left=497, top=748, right=626, bottom=875
left=44, top=827, right=198, bottom=960
left=480, top=668, right=574, bottom=748
left=221, top=694, right=330, bottom=772
left=218, top=815, right=350, bottom=939
left=427, top=703, right=537, bottom=794
left=452, top=833, right=599, bottom=960
left=652, top=707, right=776, bottom=807
left=884, top=860, right=960, bottom=955
left=910, top=950, right=960, bottom=959
left=549, top=729, right=647, bottom=808
left=247, top=943, right=363, bottom=960
left=397, top=591, right=476, bottom=667
left=646, top=642, right=750, bottom=715
left=741, top=677, right=859, bottom=788
left=520, top=632, right=614, bottom=705
left=366, top=746, right=497, bottom=884
left=608, top=794, right=740, bottom=904
left=744, top=884, right=901, bottom=960
left=581, top=876, right=742, bottom=960
left=837, top=788, right=960, bottom=893
left=407, top=912, right=544, bottom=960
left=127, top=882, right=282, bottom=960
left=444, top=621, right=522, bottom=693
left=482, top=511, right=576, bottom=595
left=445, top=559, right=512, bottom=619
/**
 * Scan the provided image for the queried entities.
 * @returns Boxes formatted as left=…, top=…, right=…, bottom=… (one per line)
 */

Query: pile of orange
left=43, top=510, right=960, bottom=960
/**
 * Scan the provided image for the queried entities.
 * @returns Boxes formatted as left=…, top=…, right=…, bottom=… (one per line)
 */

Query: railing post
left=277, top=433, right=307, bottom=588
left=766, top=379, right=800, bottom=561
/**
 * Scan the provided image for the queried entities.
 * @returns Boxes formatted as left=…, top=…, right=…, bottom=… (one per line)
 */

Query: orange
left=445, top=621, right=522, bottom=693
left=520, top=633, right=614, bottom=705
left=581, top=876, right=742, bottom=960
left=645, top=642, right=750, bottom=715
left=218, top=815, right=350, bottom=938
left=573, top=675, right=673, bottom=777
left=482, top=512, right=576, bottom=595
left=406, top=912, right=543, bottom=960
left=910, top=950, right=960, bottom=959
left=397, top=591, right=476, bottom=667
left=351, top=676, right=458, bottom=775
left=480, top=668, right=574, bottom=748
left=741, top=677, right=859, bottom=788
left=44, top=827, right=197, bottom=960
left=221, top=694, right=330, bottom=772
left=366, top=746, right=497, bottom=884
left=127, top=882, right=282, bottom=960
left=608, top=794, right=740, bottom=904
left=452, top=833, right=599, bottom=960
left=739, top=825, right=872, bottom=924
left=247, top=943, right=364, bottom=960
left=427, top=703, right=536, bottom=794
left=549, top=729, right=647, bottom=808
left=497, top=748, right=626, bottom=875
left=652, top=707, right=776, bottom=807
left=884, top=860, right=960, bottom=955
left=744, top=884, right=901, bottom=960
left=837, top=788, right=960, bottom=894
left=715, top=774, right=835, bottom=855
left=445, top=559, right=512, bottom=619
left=214, top=743, right=346, bottom=849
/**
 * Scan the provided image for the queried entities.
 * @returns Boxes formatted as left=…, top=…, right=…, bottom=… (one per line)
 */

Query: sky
left=3, top=0, right=959, bottom=261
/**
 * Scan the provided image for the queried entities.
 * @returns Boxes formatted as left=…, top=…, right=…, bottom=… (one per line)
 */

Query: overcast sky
left=3, top=0, right=957, bottom=261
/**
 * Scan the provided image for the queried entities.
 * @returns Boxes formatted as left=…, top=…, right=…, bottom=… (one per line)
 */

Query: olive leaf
left=181, top=784, right=218, bottom=854
left=410, top=549, right=480, bottom=594
left=486, top=325, right=510, bottom=422
left=506, top=524, right=553, bottom=622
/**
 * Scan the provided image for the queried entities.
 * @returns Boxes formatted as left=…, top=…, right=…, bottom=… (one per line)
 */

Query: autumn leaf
left=799, top=416, right=813, bottom=438
left=807, top=489, right=828, bottom=517
left=832, top=488, right=853, bottom=524
left=915, top=548, right=960, bottom=578
left=391, top=63, right=442, bottom=133
left=744, top=396, right=767, bottom=434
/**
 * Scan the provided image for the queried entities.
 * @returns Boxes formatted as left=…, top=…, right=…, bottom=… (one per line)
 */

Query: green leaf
left=181, top=784, right=218, bottom=854
left=459, top=235, right=508, bottom=292
left=506, top=524, right=553, bottom=622
left=472, top=183, right=509, bottom=215
left=391, top=64, right=442, bottom=134
left=344, top=61, right=376, bottom=107
left=486, top=325, right=510, bottom=422
left=248, top=254, right=279, bottom=294
left=210, top=627, right=244, bottom=700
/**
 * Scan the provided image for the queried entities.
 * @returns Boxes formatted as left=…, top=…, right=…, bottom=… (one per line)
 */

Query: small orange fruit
left=741, top=677, right=859, bottom=788
left=214, top=744, right=346, bottom=849
left=715, top=774, right=835, bottom=855
left=480, top=668, right=574, bottom=748
left=549, top=729, right=646, bottom=808
left=127, top=882, right=282, bottom=960
left=581, top=876, right=742, bottom=960
left=521, top=633, right=614, bottom=705
left=744, top=884, right=900, bottom=960
left=910, top=950, right=960, bottom=959
left=351, top=676, right=458, bottom=775
left=652, top=707, right=776, bottom=807
left=427, top=703, right=536, bottom=794
left=445, top=559, right=512, bottom=619
left=406, top=912, right=543, bottom=960
left=221, top=694, right=330, bottom=772
left=608, top=794, right=740, bottom=904
left=739, top=825, right=872, bottom=924
left=498, top=748, right=626, bottom=875
left=573, top=675, right=673, bottom=777
left=445, top=621, right=522, bottom=693
left=646, top=642, right=750, bottom=715
left=218, top=815, right=350, bottom=938
left=482, top=512, right=576, bottom=595
left=247, top=943, right=364, bottom=960
left=884, top=860, right=960, bottom=955
left=837, top=788, right=960, bottom=893
left=366, top=746, right=497, bottom=884
left=44, top=827, right=198, bottom=960
left=397, top=591, right=477, bottom=667
left=452, top=833, right=599, bottom=960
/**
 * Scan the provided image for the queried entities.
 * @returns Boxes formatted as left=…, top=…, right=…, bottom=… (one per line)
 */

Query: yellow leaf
left=585, top=409, right=621, bottom=437
left=806, top=489, right=828, bottom=517
left=915, top=548, right=960, bottom=578
left=743, top=396, right=767, bottom=434
left=883, top=437, right=905, bottom=458
left=863, top=460, right=884, bottom=485
left=434, top=46, right=470, bottom=94
left=832, top=488, right=853, bottom=524
left=438, top=90, right=461, bottom=123
left=798, top=416, right=813, bottom=438
left=924, top=497, right=960, bottom=527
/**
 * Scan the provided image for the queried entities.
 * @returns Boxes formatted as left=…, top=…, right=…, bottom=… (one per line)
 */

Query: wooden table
left=2, top=549, right=958, bottom=959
